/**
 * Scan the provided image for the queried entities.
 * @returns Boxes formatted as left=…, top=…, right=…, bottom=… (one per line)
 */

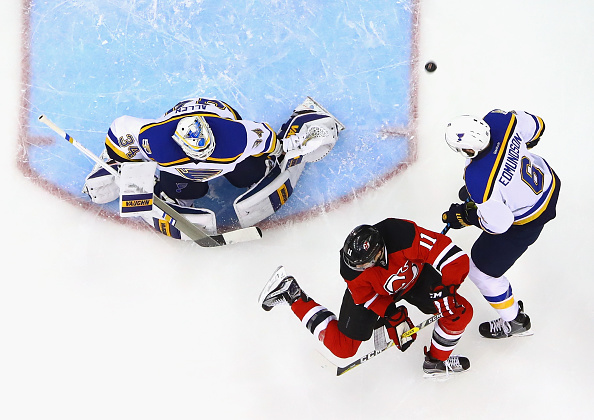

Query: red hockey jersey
left=340, top=219, right=469, bottom=317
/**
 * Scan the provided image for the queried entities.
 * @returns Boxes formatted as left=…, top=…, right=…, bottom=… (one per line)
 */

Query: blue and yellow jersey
left=464, top=110, right=559, bottom=233
left=104, top=98, right=277, bottom=182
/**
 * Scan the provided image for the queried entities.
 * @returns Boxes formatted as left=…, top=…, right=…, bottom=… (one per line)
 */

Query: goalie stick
left=38, top=114, right=262, bottom=247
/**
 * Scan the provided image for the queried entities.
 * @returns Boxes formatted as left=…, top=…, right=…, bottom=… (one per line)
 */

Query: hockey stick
left=38, top=114, right=262, bottom=247
left=335, top=342, right=395, bottom=376
left=400, top=313, right=443, bottom=339
left=334, top=313, right=444, bottom=376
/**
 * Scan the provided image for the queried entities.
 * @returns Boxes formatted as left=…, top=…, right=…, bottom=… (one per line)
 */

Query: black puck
left=425, top=61, right=437, bottom=72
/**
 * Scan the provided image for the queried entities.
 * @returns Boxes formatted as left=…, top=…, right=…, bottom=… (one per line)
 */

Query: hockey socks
left=291, top=299, right=362, bottom=359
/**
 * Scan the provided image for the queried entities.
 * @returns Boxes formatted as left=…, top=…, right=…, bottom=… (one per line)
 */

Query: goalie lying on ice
left=83, top=97, right=344, bottom=238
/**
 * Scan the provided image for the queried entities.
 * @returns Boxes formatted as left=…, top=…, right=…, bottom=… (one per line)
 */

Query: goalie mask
left=342, top=225, right=388, bottom=271
left=445, top=115, right=491, bottom=158
left=172, top=116, right=215, bottom=160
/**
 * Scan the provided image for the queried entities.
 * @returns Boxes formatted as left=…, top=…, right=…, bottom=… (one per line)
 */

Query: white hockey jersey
left=464, top=109, right=560, bottom=234
left=104, top=98, right=278, bottom=182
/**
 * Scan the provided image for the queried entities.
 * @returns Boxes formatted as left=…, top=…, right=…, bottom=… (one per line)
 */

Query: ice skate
left=259, top=266, right=305, bottom=311
left=479, top=300, right=533, bottom=339
left=423, top=353, right=470, bottom=377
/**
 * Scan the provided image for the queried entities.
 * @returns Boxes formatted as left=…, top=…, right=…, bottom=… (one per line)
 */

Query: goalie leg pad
left=119, top=162, right=157, bottom=217
left=234, top=162, right=305, bottom=228
left=141, top=203, right=217, bottom=239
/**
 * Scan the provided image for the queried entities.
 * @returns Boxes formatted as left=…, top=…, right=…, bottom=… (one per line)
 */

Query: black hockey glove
left=442, top=202, right=479, bottom=229
left=384, top=304, right=416, bottom=352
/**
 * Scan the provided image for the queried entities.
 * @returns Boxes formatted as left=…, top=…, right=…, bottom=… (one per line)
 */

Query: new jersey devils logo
left=384, top=261, right=419, bottom=294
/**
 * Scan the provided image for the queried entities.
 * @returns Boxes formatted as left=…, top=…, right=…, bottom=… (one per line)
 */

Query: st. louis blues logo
left=175, top=182, right=188, bottom=193
left=456, top=133, right=465, bottom=141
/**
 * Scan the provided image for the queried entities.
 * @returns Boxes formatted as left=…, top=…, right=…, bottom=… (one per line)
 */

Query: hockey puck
left=425, top=61, right=437, bottom=72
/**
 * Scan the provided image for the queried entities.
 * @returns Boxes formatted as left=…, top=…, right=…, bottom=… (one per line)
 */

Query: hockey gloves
left=442, top=201, right=479, bottom=229
left=384, top=304, right=416, bottom=352
left=83, top=162, right=121, bottom=204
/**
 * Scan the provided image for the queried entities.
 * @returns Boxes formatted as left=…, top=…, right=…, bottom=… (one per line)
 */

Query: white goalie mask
left=172, top=116, right=215, bottom=160
left=445, top=115, right=491, bottom=158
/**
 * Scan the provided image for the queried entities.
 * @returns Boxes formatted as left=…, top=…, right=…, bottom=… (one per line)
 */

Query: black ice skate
left=423, top=353, right=471, bottom=377
left=259, top=266, right=305, bottom=311
left=479, top=300, right=532, bottom=339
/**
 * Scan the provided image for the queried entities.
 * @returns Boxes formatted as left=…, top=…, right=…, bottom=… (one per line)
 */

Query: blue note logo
left=176, top=183, right=188, bottom=193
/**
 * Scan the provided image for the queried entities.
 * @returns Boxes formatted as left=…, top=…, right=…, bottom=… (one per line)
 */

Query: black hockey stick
left=38, top=114, right=262, bottom=247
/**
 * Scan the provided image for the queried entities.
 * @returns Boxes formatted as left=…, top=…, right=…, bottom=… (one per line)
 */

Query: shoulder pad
left=375, top=218, right=416, bottom=253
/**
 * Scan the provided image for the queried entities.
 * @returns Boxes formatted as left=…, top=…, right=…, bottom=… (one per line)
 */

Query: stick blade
left=196, top=226, right=263, bottom=247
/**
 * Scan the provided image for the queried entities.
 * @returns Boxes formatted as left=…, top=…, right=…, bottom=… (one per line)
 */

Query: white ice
left=1, top=1, right=593, bottom=419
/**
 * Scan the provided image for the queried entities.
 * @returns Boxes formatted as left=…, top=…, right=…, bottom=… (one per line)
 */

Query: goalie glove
left=281, top=132, right=306, bottom=153
left=83, top=161, right=121, bottom=204
left=384, top=304, right=417, bottom=352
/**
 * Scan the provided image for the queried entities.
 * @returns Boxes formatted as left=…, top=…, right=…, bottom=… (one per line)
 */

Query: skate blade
left=511, top=330, right=534, bottom=337
left=257, top=266, right=287, bottom=306
left=480, top=330, right=535, bottom=339
left=423, top=368, right=470, bottom=380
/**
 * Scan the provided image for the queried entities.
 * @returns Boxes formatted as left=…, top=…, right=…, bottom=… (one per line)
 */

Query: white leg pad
left=119, top=162, right=157, bottom=217
left=234, top=163, right=305, bottom=228
left=141, top=205, right=217, bottom=239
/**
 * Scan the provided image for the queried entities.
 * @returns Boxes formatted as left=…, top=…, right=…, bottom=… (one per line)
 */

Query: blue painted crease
left=26, top=0, right=414, bottom=227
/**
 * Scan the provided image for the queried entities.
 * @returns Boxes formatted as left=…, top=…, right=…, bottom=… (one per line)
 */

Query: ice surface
left=3, top=1, right=594, bottom=419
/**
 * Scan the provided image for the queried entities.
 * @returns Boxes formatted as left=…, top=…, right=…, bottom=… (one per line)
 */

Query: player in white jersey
left=441, top=109, right=560, bottom=339
left=88, top=97, right=280, bottom=206
left=82, top=96, right=344, bottom=238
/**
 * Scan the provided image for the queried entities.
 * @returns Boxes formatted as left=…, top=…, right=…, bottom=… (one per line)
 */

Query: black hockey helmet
left=342, top=225, right=387, bottom=271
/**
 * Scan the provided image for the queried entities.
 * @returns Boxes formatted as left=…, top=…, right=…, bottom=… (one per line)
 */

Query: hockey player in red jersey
left=259, top=218, right=474, bottom=376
